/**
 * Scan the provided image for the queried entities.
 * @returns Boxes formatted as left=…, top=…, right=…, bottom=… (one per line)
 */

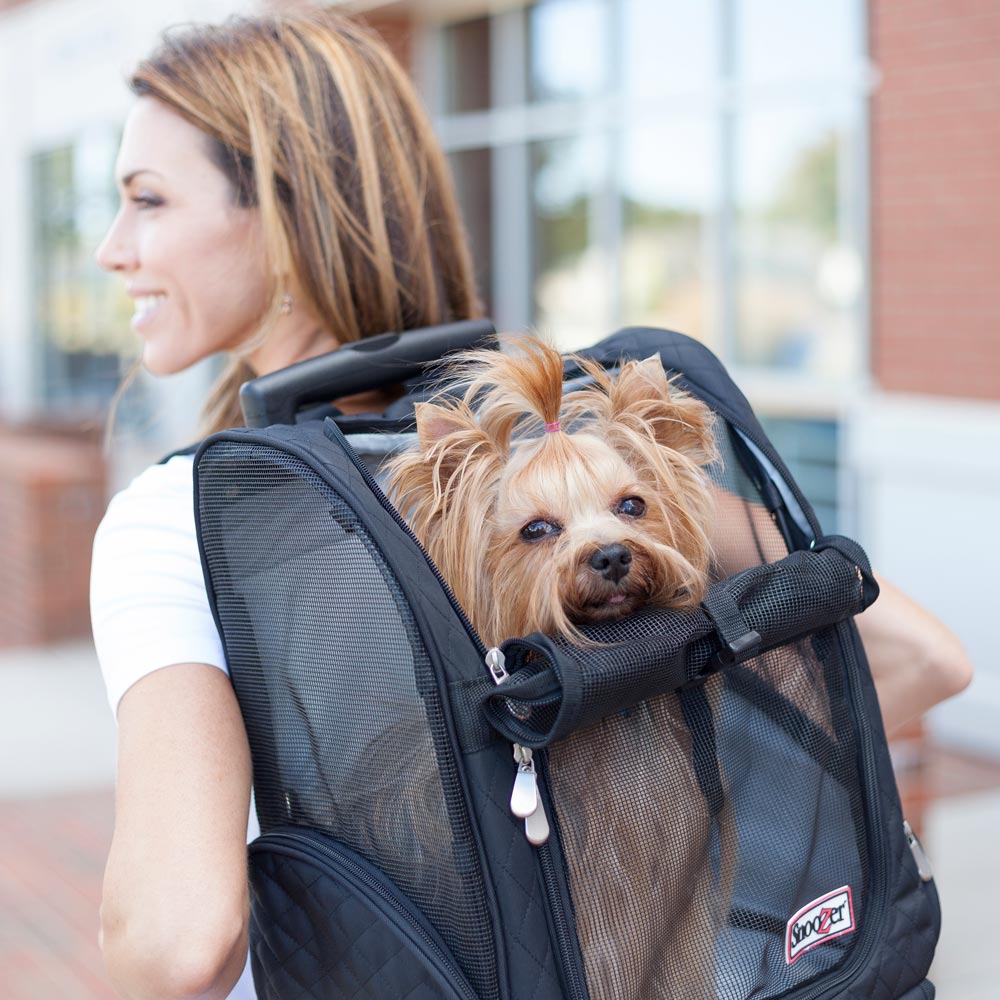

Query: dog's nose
left=589, top=543, right=632, bottom=583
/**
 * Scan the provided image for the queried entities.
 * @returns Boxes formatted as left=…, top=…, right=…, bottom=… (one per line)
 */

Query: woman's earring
left=279, top=294, right=293, bottom=316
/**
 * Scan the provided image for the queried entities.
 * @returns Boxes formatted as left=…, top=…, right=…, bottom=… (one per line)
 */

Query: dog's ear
left=412, top=400, right=507, bottom=474
left=608, top=356, right=716, bottom=462
left=414, top=401, right=470, bottom=450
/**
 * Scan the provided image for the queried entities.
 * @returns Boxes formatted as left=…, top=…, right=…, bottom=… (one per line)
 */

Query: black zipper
left=256, top=828, right=479, bottom=1000
left=784, top=623, right=888, bottom=1000
left=535, top=759, right=589, bottom=1000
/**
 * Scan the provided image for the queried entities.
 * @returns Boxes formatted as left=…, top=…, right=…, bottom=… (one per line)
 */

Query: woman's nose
left=95, top=213, right=137, bottom=273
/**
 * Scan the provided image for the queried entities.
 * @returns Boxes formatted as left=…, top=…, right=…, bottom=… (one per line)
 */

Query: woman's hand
left=101, top=664, right=252, bottom=1000
left=855, top=574, right=973, bottom=738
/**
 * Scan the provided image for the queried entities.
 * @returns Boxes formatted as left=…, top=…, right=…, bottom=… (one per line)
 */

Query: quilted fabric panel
left=464, top=743, right=571, bottom=1000
left=249, top=849, right=477, bottom=1000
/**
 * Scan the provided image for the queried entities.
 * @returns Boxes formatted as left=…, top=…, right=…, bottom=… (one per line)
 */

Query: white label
left=785, top=886, right=856, bottom=965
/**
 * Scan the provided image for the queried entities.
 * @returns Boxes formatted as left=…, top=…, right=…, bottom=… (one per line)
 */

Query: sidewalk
left=0, top=640, right=997, bottom=999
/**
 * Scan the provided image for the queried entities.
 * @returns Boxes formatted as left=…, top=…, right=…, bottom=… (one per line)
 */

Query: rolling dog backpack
left=193, top=323, right=940, bottom=1000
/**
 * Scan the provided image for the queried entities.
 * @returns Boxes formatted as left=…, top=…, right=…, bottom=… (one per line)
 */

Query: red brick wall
left=869, top=0, right=1000, bottom=400
left=0, top=429, right=108, bottom=648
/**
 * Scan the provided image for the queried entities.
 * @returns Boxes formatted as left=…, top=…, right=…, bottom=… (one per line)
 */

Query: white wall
left=845, top=392, right=1000, bottom=754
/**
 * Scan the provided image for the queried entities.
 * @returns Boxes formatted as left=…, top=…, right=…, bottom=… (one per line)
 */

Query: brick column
left=0, top=427, right=108, bottom=648
left=869, top=0, right=1000, bottom=400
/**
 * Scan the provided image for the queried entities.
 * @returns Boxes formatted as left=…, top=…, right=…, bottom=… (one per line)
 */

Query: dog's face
left=489, top=430, right=710, bottom=638
left=386, top=339, right=717, bottom=646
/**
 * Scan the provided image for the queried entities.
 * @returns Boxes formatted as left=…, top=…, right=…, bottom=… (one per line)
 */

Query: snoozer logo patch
left=785, top=886, right=856, bottom=964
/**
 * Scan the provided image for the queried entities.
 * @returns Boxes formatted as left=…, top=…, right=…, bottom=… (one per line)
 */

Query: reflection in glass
left=735, top=0, right=861, bottom=83
left=622, top=0, right=717, bottom=99
left=531, top=135, right=608, bottom=350
left=448, top=148, right=494, bottom=316
left=442, top=17, right=491, bottom=113
left=620, top=119, right=716, bottom=349
left=32, top=131, right=132, bottom=412
left=528, top=0, right=609, bottom=102
left=734, top=106, right=860, bottom=376
left=758, top=416, right=839, bottom=531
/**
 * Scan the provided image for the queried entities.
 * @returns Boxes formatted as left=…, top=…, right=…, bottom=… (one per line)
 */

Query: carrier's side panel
left=195, top=428, right=531, bottom=1000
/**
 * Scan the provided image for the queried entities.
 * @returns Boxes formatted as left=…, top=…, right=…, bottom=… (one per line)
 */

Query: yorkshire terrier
left=387, top=336, right=718, bottom=647
left=387, top=336, right=732, bottom=999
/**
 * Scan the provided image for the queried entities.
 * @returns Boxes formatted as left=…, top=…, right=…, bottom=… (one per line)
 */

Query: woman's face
left=96, top=98, right=270, bottom=375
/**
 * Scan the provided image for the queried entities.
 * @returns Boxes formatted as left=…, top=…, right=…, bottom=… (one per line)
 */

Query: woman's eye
left=131, top=194, right=164, bottom=209
left=616, top=496, right=646, bottom=518
left=519, top=519, right=561, bottom=542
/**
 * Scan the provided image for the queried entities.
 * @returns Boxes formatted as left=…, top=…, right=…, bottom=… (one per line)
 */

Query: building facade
left=0, top=0, right=996, bottom=748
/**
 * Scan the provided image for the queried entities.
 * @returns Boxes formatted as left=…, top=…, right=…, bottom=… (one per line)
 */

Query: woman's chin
left=140, top=344, right=197, bottom=377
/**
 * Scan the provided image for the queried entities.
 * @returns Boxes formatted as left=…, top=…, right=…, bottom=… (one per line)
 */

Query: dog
left=386, top=336, right=734, bottom=999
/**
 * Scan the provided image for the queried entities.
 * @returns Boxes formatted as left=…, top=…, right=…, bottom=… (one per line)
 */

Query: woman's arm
left=101, top=663, right=252, bottom=1000
left=710, top=488, right=972, bottom=736
left=855, top=574, right=973, bottom=738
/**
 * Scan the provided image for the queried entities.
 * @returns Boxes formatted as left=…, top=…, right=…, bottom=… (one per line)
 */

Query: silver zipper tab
left=487, top=648, right=550, bottom=845
left=510, top=745, right=539, bottom=819
left=524, top=795, right=550, bottom=845
left=903, top=819, right=934, bottom=882
left=486, top=647, right=509, bottom=684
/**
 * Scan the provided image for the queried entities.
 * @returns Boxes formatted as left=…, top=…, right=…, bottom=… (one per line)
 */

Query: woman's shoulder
left=98, top=454, right=196, bottom=534
left=91, top=452, right=227, bottom=715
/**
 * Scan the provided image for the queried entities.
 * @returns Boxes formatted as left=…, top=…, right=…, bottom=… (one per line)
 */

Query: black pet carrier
left=193, top=323, right=941, bottom=1000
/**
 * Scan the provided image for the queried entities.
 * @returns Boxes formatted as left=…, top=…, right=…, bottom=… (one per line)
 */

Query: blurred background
left=0, top=0, right=997, bottom=996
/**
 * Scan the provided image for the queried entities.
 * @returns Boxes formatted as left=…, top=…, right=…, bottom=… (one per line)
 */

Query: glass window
left=758, top=416, right=840, bottom=531
left=448, top=147, right=494, bottom=316
left=531, top=134, right=609, bottom=349
left=733, top=104, right=861, bottom=377
left=622, top=0, right=718, bottom=99
left=527, top=0, right=610, bottom=103
left=31, top=129, right=131, bottom=414
left=620, top=117, right=717, bottom=350
left=442, top=17, right=491, bottom=113
left=735, top=0, right=861, bottom=84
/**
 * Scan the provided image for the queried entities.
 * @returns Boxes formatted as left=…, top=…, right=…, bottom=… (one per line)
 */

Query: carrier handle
left=239, top=319, right=498, bottom=428
left=477, top=536, right=878, bottom=750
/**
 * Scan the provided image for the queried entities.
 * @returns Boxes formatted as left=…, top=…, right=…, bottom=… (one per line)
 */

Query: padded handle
left=482, top=536, right=878, bottom=749
left=240, top=320, right=498, bottom=428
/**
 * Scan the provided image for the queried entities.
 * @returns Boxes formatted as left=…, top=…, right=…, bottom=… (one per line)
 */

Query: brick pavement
left=0, top=789, right=115, bottom=1000
left=1, top=749, right=998, bottom=999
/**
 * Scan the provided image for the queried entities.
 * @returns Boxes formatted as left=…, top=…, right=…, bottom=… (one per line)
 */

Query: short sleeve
left=90, top=454, right=227, bottom=718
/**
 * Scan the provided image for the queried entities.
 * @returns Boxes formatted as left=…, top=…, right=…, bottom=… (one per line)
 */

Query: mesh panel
left=546, top=423, right=869, bottom=1000
left=197, top=441, right=497, bottom=1000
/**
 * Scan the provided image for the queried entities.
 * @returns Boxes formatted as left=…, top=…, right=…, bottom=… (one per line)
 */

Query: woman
left=91, top=9, right=971, bottom=1000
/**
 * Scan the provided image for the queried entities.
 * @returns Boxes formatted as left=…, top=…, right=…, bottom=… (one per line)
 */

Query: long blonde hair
left=129, top=9, right=481, bottom=435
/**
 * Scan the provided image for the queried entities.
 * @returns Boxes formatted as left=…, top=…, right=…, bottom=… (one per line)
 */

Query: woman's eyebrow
left=119, top=168, right=164, bottom=187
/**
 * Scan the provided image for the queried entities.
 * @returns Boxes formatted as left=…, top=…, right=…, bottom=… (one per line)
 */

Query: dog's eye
left=616, top=496, right=646, bottom=518
left=520, top=519, right=561, bottom=542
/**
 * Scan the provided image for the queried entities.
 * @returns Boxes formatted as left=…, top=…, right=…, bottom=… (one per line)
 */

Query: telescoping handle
left=239, top=319, right=498, bottom=428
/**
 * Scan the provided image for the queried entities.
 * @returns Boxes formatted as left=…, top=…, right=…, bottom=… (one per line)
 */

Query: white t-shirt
left=90, top=453, right=258, bottom=1000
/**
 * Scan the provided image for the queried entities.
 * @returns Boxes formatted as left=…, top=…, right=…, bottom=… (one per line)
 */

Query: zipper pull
left=513, top=744, right=550, bottom=845
left=486, top=647, right=509, bottom=684
left=510, top=745, right=539, bottom=819
left=488, top=648, right=550, bottom=846
left=903, top=819, right=934, bottom=882
left=524, top=793, right=550, bottom=846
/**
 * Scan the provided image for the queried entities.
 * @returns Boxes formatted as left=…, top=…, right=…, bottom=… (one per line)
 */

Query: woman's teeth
left=133, top=295, right=166, bottom=321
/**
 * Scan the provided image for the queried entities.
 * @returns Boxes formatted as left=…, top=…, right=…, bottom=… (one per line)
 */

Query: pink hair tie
left=544, top=421, right=561, bottom=434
